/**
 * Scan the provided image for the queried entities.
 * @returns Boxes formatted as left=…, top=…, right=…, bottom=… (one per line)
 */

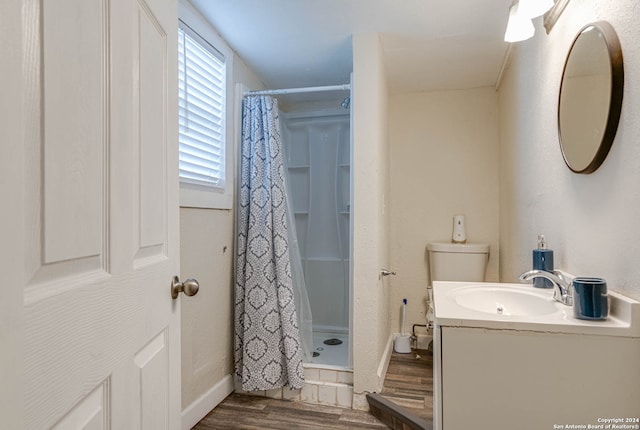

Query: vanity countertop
left=433, top=281, right=640, bottom=338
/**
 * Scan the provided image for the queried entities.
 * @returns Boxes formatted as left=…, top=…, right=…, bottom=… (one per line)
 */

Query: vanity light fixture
left=504, top=0, right=555, bottom=43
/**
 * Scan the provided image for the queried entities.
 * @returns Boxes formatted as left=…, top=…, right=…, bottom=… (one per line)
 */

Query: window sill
left=180, top=181, right=232, bottom=210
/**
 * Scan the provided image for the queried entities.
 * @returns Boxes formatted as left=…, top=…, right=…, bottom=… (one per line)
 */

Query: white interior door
left=1, top=0, right=182, bottom=428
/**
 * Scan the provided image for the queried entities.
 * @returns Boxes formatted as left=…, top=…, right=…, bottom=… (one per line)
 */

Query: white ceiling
left=189, top=0, right=514, bottom=94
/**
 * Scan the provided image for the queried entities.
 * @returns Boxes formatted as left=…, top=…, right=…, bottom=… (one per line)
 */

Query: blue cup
left=572, top=277, right=608, bottom=320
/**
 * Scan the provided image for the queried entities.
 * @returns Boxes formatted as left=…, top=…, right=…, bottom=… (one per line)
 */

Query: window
left=178, top=19, right=231, bottom=208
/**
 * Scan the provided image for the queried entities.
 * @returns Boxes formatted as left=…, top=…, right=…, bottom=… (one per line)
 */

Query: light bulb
left=518, top=0, right=554, bottom=19
left=504, top=3, right=535, bottom=42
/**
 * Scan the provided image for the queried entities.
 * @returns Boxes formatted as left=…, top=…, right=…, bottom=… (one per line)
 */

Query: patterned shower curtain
left=235, top=95, right=305, bottom=391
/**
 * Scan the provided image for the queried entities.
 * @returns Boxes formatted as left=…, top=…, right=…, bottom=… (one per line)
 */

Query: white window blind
left=178, top=23, right=226, bottom=190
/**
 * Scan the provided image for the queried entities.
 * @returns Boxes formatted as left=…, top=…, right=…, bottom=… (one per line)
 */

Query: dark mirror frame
left=558, top=21, right=624, bottom=174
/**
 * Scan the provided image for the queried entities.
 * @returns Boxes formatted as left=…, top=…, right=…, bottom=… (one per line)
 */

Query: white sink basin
left=452, top=285, right=560, bottom=316
left=434, top=281, right=640, bottom=338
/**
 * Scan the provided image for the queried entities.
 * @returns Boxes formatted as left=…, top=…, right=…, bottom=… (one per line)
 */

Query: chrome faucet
left=519, top=269, right=574, bottom=306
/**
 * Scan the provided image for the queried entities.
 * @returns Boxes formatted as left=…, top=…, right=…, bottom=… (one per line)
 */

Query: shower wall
left=282, top=110, right=351, bottom=333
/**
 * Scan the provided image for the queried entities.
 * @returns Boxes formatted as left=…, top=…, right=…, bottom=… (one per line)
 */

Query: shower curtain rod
left=244, top=83, right=351, bottom=97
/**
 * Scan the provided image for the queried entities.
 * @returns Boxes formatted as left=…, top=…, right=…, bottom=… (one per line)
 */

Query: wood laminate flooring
left=192, top=348, right=433, bottom=429
left=379, top=349, right=433, bottom=422
left=192, top=393, right=388, bottom=429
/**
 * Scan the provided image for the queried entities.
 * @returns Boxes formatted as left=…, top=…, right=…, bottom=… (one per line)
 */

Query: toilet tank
left=427, top=242, right=490, bottom=282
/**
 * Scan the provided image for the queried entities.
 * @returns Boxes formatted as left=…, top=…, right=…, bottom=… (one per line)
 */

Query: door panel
left=51, top=382, right=109, bottom=430
left=42, top=0, right=106, bottom=264
left=134, top=330, right=170, bottom=430
left=18, top=0, right=180, bottom=428
left=137, top=0, right=169, bottom=258
left=24, top=0, right=108, bottom=295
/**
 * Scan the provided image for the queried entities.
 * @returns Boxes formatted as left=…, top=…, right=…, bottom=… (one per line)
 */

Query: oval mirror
left=558, top=21, right=624, bottom=174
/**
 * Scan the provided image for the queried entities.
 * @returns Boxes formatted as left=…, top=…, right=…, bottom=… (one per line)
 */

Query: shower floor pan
left=310, top=331, right=349, bottom=367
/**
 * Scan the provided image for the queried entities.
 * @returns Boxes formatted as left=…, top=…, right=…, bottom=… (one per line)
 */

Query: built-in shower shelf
left=283, top=111, right=351, bottom=339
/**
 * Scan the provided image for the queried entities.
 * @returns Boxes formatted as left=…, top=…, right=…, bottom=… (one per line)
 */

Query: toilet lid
left=427, top=242, right=489, bottom=253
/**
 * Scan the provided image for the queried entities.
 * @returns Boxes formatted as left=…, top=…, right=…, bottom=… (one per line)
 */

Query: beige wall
left=352, top=33, right=392, bottom=398
left=180, top=208, right=234, bottom=408
left=388, top=87, right=500, bottom=332
left=498, top=0, right=640, bottom=301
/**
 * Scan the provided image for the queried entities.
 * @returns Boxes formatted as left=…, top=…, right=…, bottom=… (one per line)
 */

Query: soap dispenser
left=532, top=235, right=554, bottom=288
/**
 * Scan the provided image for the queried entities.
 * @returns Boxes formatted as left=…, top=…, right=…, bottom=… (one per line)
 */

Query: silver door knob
left=171, top=276, right=199, bottom=299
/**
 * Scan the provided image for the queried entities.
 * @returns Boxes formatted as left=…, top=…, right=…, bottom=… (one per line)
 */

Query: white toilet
left=426, top=242, right=490, bottom=327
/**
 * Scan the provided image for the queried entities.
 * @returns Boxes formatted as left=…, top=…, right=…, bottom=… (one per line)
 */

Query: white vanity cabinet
left=432, top=281, right=640, bottom=430
left=434, top=326, right=640, bottom=430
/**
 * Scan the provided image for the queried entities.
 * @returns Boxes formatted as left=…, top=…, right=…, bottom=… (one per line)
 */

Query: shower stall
left=281, top=103, right=351, bottom=368
left=238, top=82, right=352, bottom=372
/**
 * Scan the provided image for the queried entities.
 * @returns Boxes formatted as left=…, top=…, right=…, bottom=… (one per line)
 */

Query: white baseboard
left=376, top=333, right=395, bottom=391
left=181, top=374, right=234, bottom=430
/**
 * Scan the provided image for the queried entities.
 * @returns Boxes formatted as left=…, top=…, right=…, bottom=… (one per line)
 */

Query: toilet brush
left=401, top=298, right=407, bottom=335
left=394, top=298, right=412, bottom=353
